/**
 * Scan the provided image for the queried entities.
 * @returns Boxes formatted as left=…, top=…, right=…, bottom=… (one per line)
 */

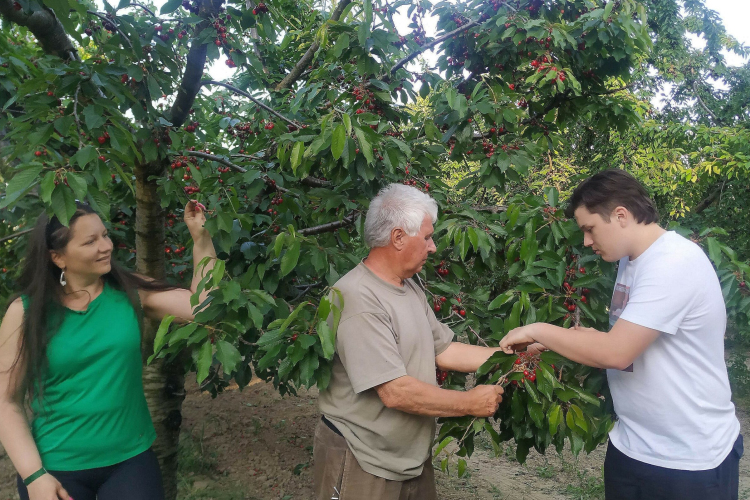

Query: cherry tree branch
left=184, top=151, right=247, bottom=173
left=168, top=0, right=224, bottom=127
left=0, top=0, right=77, bottom=60
left=0, top=228, right=33, bottom=244
left=274, top=0, right=354, bottom=91
left=122, top=2, right=156, bottom=16
left=201, top=80, right=302, bottom=128
left=390, top=20, right=480, bottom=75
left=299, top=211, right=359, bottom=236
left=86, top=11, right=133, bottom=48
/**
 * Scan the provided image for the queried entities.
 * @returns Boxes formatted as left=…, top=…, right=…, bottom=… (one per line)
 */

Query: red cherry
left=434, top=304, right=441, bottom=312
left=98, top=136, right=106, bottom=144
left=34, top=151, right=42, bottom=156
left=514, top=359, right=522, bottom=365
left=508, top=83, right=515, bottom=90
left=579, top=267, right=586, bottom=274
left=459, top=310, right=466, bottom=317
left=581, top=296, right=588, bottom=303
left=567, top=304, right=576, bottom=312
left=291, top=334, right=298, bottom=342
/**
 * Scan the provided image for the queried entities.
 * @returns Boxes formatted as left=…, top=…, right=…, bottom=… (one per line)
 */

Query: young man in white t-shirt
left=500, top=169, right=742, bottom=500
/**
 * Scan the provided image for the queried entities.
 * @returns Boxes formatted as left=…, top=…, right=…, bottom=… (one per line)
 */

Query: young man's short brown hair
left=564, top=169, right=659, bottom=224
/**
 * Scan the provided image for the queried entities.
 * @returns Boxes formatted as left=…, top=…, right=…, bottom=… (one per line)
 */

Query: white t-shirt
left=607, top=230, right=740, bottom=470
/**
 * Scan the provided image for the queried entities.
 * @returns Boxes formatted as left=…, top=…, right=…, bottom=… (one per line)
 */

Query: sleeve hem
left=617, top=313, right=678, bottom=335
left=351, top=368, right=408, bottom=394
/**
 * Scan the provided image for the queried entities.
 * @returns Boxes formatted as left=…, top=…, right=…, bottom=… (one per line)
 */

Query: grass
left=176, top=428, right=256, bottom=500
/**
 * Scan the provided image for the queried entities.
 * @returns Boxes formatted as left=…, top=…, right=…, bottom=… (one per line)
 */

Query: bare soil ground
left=2, top=378, right=748, bottom=500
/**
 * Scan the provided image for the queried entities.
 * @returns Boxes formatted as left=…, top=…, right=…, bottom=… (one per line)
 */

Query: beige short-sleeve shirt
left=318, top=262, right=455, bottom=480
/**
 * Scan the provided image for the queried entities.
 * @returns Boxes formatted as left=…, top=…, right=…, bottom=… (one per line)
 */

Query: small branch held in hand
left=202, top=80, right=303, bottom=129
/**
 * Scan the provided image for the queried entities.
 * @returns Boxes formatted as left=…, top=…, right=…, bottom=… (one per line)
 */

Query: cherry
left=579, top=267, right=586, bottom=274
left=508, top=83, right=515, bottom=90
left=459, top=309, right=466, bottom=317
left=434, top=304, right=441, bottom=312
left=34, top=151, right=42, bottom=156
left=567, top=304, right=576, bottom=312
left=291, top=334, right=298, bottom=342
left=581, top=296, right=587, bottom=303
left=514, top=359, right=522, bottom=365
left=98, top=136, right=106, bottom=144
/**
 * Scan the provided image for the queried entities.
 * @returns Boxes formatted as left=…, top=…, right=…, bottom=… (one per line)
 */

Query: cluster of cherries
left=184, top=121, right=199, bottom=133
left=436, top=368, right=449, bottom=386
left=508, top=352, right=554, bottom=386
left=263, top=122, right=275, bottom=130
left=180, top=0, right=201, bottom=15
left=266, top=195, right=283, bottom=216
left=213, top=15, right=229, bottom=46
left=435, top=260, right=450, bottom=277
left=252, top=2, right=269, bottom=15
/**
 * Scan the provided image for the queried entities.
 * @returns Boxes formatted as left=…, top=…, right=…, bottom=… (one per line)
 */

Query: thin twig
left=0, top=228, right=34, bottom=244
left=390, top=20, right=480, bottom=74
left=72, top=83, right=83, bottom=148
left=299, top=211, right=359, bottom=236
left=202, top=80, right=303, bottom=129
left=86, top=11, right=133, bottom=48
left=467, top=326, right=489, bottom=347
left=184, top=151, right=247, bottom=173
left=128, top=2, right=156, bottom=16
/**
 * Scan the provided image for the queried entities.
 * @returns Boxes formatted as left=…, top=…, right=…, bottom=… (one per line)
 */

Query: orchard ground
left=1, top=367, right=749, bottom=500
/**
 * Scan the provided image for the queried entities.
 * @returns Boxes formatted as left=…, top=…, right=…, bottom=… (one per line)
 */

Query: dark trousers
left=604, top=435, right=743, bottom=500
left=17, top=449, right=164, bottom=500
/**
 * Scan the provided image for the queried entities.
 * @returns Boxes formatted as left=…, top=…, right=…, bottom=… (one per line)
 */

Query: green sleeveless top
left=22, top=283, right=156, bottom=471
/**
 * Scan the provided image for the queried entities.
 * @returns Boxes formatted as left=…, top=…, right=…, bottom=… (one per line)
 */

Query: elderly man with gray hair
left=314, top=183, right=505, bottom=500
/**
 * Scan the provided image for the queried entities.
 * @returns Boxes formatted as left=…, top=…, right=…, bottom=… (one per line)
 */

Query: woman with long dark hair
left=0, top=200, right=217, bottom=500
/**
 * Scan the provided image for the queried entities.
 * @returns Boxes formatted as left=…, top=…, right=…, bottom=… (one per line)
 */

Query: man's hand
left=26, top=474, right=70, bottom=500
left=466, top=385, right=504, bottom=417
left=499, top=324, right=538, bottom=354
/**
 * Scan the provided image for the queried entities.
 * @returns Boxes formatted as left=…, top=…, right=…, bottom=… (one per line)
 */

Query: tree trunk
left=135, top=160, right=184, bottom=500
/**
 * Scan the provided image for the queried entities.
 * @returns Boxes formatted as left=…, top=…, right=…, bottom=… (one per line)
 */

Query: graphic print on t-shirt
left=609, top=283, right=634, bottom=372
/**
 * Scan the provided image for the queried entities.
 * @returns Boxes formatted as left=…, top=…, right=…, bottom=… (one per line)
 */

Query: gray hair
left=364, top=183, right=438, bottom=248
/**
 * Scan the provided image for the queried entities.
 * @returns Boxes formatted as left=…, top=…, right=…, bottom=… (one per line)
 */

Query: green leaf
left=215, top=340, right=242, bottom=374
left=160, top=0, right=183, bottom=14
left=548, top=404, right=562, bottom=436
left=274, top=232, right=286, bottom=257
left=544, top=186, right=559, bottom=208
left=317, top=319, right=336, bottom=359
left=66, top=173, right=87, bottom=200
left=354, top=126, right=374, bottom=164
left=342, top=113, right=352, bottom=136
left=196, top=341, right=213, bottom=383
left=148, top=315, right=175, bottom=363
left=488, top=290, right=514, bottom=310
left=291, top=142, right=305, bottom=173
left=0, top=165, right=43, bottom=208
left=331, top=123, right=346, bottom=160
left=457, top=458, right=467, bottom=477
left=280, top=239, right=301, bottom=276
left=40, top=171, right=56, bottom=204
left=72, top=146, right=99, bottom=169
left=212, top=260, right=226, bottom=288
left=50, top=185, right=77, bottom=226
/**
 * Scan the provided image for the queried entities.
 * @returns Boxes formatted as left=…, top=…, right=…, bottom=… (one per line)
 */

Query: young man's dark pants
left=604, top=435, right=743, bottom=500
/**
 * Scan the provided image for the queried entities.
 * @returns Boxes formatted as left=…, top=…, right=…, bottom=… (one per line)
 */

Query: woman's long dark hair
left=8, top=203, right=183, bottom=403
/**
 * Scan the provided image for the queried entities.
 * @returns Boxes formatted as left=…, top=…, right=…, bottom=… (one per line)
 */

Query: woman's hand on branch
left=499, top=324, right=539, bottom=354
left=184, top=200, right=208, bottom=240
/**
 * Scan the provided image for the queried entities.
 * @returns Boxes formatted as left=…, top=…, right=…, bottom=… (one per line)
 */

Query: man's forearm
left=436, top=342, right=502, bottom=373
left=531, top=323, right=623, bottom=369
left=376, top=376, right=474, bottom=417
